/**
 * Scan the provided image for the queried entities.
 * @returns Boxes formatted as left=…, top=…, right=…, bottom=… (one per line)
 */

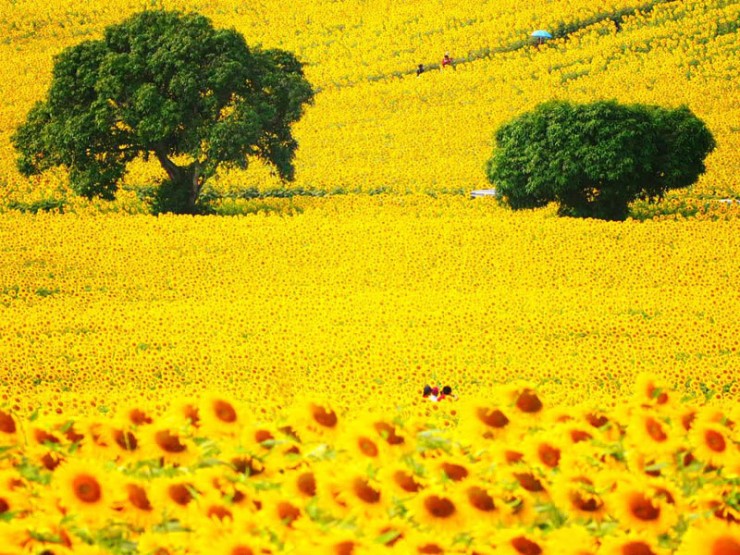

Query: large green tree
left=13, top=10, right=314, bottom=214
left=486, top=100, right=716, bottom=220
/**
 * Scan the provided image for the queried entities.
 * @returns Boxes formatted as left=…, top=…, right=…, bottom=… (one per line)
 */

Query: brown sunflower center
left=207, top=505, right=233, bottom=521
left=129, top=409, right=152, bottom=425
left=705, top=430, right=727, bottom=452
left=629, top=493, right=660, bottom=521
left=424, top=495, right=455, bottom=518
left=476, top=407, right=509, bottom=428
left=168, top=484, right=194, bottom=506
left=213, top=400, right=237, bottom=423
left=538, top=444, right=561, bottom=468
left=0, top=498, right=9, bottom=513
left=586, top=413, right=608, bottom=428
left=334, top=541, right=355, bottom=555
left=570, top=429, right=592, bottom=443
left=297, top=472, right=317, bottom=497
left=645, top=418, right=667, bottom=442
left=622, top=542, right=658, bottom=555
left=73, top=474, right=102, bottom=503
left=155, top=430, right=187, bottom=453
left=569, top=490, right=603, bottom=512
left=114, top=430, right=138, bottom=451
left=514, top=472, right=545, bottom=492
left=418, top=545, right=444, bottom=554
left=467, top=486, right=496, bottom=512
left=182, top=404, right=200, bottom=427
left=277, top=501, right=300, bottom=524
left=126, top=484, right=152, bottom=511
left=358, top=437, right=379, bottom=457
left=516, top=390, right=543, bottom=413
left=506, top=450, right=524, bottom=464
left=255, top=429, right=274, bottom=445
left=712, top=537, right=740, bottom=555
left=511, top=536, right=543, bottom=555
left=0, top=410, right=16, bottom=434
left=394, top=470, right=422, bottom=493
left=373, top=422, right=405, bottom=445
left=311, top=405, right=338, bottom=428
left=441, top=462, right=468, bottom=481
left=353, top=478, right=381, bottom=504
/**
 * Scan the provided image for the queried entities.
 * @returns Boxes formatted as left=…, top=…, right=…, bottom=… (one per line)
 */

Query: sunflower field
left=1, top=0, right=740, bottom=554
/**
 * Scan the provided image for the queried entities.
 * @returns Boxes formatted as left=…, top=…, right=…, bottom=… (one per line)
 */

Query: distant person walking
left=441, top=52, right=454, bottom=70
left=416, top=63, right=425, bottom=77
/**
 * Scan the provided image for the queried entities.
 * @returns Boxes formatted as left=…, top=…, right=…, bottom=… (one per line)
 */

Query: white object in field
left=471, top=189, right=497, bottom=199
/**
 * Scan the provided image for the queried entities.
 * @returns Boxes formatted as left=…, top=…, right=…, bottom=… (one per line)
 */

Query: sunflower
left=282, top=467, right=320, bottom=501
left=410, top=485, right=466, bottom=533
left=139, top=417, right=199, bottom=467
left=366, top=416, right=409, bottom=451
left=459, top=480, right=503, bottom=527
left=633, top=373, right=675, bottom=410
left=52, top=459, right=116, bottom=526
left=198, top=489, right=237, bottom=525
left=432, top=453, right=472, bottom=485
left=0, top=409, right=19, bottom=447
left=135, top=530, right=183, bottom=555
left=599, top=531, right=669, bottom=555
left=289, top=400, right=342, bottom=443
left=695, top=483, right=740, bottom=524
left=113, top=479, right=162, bottom=529
left=259, top=490, right=304, bottom=529
left=489, top=527, right=547, bottom=555
left=3, top=514, right=77, bottom=553
left=498, top=489, right=538, bottom=527
left=625, top=409, right=681, bottom=460
left=677, top=518, right=740, bottom=555
left=119, top=403, right=155, bottom=427
left=459, top=396, right=514, bottom=441
left=198, top=395, right=246, bottom=439
left=607, top=478, right=678, bottom=535
left=107, top=418, right=143, bottom=462
left=368, top=517, right=413, bottom=549
left=376, top=461, right=426, bottom=498
left=386, top=527, right=456, bottom=554
left=240, top=421, right=281, bottom=451
left=223, top=450, right=268, bottom=479
left=333, top=469, right=389, bottom=519
left=521, top=432, right=564, bottom=474
left=150, top=477, right=200, bottom=525
left=313, top=529, right=373, bottom=555
left=0, top=488, right=26, bottom=520
left=689, top=420, right=739, bottom=469
left=551, top=470, right=608, bottom=522
left=501, top=383, right=548, bottom=427
left=337, top=426, right=389, bottom=464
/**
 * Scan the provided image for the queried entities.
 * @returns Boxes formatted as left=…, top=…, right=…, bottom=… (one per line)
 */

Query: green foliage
left=486, top=100, right=715, bottom=220
left=12, top=10, right=314, bottom=214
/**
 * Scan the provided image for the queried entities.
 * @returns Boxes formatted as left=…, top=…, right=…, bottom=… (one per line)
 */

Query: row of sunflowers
left=0, top=378, right=738, bottom=553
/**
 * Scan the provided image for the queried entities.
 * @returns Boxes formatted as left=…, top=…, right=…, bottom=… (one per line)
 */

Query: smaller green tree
left=486, top=100, right=716, bottom=220
left=12, top=10, right=314, bottom=214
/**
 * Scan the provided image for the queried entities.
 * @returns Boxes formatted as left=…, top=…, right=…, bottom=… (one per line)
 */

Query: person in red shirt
left=441, top=52, right=454, bottom=70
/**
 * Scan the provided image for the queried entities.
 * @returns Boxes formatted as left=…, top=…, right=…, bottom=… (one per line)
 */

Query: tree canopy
left=486, top=100, right=716, bottom=220
left=13, top=10, right=314, bottom=213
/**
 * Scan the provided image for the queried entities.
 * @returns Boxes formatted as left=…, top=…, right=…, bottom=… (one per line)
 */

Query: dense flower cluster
left=0, top=379, right=738, bottom=554
left=0, top=0, right=738, bottom=214
left=1, top=198, right=739, bottom=415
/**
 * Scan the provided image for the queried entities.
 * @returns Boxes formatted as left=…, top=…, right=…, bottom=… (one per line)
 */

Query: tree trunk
left=154, top=150, right=202, bottom=214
